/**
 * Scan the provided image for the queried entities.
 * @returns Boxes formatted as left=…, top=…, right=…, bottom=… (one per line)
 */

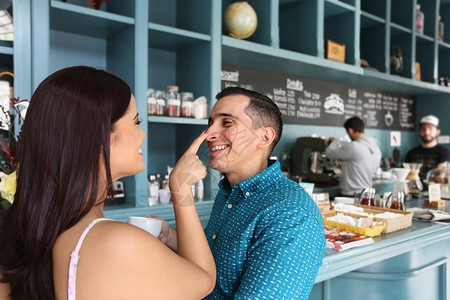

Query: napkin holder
left=424, top=199, right=446, bottom=209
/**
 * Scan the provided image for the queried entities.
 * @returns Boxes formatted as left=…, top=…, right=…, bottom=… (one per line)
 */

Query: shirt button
left=212, top=234, right=217, bottom=240
left=245, top=192, right=250, bottom=196
left=227, top=204, right=233, bottom=209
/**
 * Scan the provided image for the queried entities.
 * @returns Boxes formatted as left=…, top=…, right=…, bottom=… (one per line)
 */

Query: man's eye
left=136, top=118, right=143, bottom=126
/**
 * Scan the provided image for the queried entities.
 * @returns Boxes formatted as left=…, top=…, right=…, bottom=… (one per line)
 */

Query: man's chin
left=208, top=160, right=221, bottom=172
left=421, top=137, right=435, bottom=144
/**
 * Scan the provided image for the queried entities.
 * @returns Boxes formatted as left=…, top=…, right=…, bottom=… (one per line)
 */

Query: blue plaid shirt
left=204, top=161, right=325, bottom=299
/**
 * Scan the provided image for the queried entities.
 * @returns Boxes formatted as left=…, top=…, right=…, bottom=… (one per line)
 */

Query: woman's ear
left=257, top=127, right=276, bottom=149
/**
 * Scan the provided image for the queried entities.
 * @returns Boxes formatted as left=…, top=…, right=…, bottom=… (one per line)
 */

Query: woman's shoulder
left=89, top=220, right=160, bottom=254
left=70, top=220, right=172, bottom=298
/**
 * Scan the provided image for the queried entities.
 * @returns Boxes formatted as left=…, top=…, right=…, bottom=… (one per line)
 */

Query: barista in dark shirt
left=405, top=115, right=450, bottom=181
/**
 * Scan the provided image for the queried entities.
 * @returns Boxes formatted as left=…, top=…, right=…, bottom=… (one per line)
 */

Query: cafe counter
left=309, top=198, right=450, bottom=300
left=104, top=183, right=449, bottom=300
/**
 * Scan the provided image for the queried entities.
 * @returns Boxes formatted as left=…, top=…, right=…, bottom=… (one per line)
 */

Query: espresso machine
left=290, top=137, right=339, bottom=186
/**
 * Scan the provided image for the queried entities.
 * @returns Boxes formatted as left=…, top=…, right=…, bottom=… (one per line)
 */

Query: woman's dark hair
left=216, top=86, right=283, bottom=155
left=0, top=66, right=131, bottom=299
left=344, top=116, right=365, bottom=133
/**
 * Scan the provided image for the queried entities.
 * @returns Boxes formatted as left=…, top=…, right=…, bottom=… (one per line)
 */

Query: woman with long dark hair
left=0, top=66, right=215, bottom=299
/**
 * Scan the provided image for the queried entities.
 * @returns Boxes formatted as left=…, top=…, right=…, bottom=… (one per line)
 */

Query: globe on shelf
left=224, top=2, right=257, bottom=40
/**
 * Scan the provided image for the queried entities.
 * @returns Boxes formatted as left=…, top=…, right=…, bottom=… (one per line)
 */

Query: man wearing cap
left=405, top=115, right=450, bottom=181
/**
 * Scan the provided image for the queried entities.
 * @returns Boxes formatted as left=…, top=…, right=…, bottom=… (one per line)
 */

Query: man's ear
left=257, top=127, right=276, bottom=149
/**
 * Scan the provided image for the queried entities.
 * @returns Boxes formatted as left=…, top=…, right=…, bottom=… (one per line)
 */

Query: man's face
left=420, top=123, right=440, bottom=144
left=206, top=94, right=261, bottom=176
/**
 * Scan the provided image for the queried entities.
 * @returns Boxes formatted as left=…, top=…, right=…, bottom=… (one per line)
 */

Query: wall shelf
left=148, top=116, right=208, bottom=125
left=50, top=1, right=134, bottom=39
left=0, top=45, right=13, bottom=56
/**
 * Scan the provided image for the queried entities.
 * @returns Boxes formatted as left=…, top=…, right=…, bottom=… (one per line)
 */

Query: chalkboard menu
left=221, top=64, right=416, bottom=131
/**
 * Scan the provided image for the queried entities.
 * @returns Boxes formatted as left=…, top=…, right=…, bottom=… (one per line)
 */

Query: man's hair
left=215, top=86, right=283, bottom=155
left=344, top=116, right=365, bottom=133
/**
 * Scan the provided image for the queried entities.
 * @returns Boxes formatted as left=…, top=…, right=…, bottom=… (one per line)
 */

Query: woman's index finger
left=186, top=130, right=209, bottom=155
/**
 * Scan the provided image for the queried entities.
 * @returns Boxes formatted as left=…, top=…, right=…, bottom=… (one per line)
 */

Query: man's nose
left=206, top=125, right=218, bottom=141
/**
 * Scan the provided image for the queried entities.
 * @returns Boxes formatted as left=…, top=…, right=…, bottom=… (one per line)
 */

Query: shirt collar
left=218, top=160, right=283, bottom=197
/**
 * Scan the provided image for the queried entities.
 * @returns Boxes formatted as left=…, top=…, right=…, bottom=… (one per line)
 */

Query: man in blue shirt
left=160, top=87, right=325, bottom=299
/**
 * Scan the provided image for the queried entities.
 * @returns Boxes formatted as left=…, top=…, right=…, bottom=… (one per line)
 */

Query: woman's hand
left=169, top=130, right=208, bottom=207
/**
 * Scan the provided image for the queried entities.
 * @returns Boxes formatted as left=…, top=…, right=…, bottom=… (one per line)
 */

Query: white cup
left=127, top=216, right=162, bottom=237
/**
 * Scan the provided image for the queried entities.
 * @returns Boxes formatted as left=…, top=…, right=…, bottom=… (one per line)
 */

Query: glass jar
left=425, top=162, right=450, bottom=199
left=359, top=187, right=376, bottom=206
left=147, top=88, right=157, bottom=116
left=155, top=90, right=166, bottom=116
left=166, top=85, right=181, bottom=117
left=388, top=191, right=405, bottom=211
left=181, top=92, right=194, bottom=118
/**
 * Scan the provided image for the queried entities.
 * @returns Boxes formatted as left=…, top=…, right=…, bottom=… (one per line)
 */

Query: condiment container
left=359, top=187, right=376, bottom=206
left=166, top=85, right=181, bottom=117
left=181, top=92, right=194, bottom=118
left=147, top=88, right=157, bottom=115
left=155, top=90, right=166, bottom=116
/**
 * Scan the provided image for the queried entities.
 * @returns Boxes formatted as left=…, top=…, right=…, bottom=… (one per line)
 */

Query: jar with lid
left=155, top=90, right=166, bottom=116
left=147, top=88, right=157, bottom=116
left=181, top=92, right=194, bottom=118
left=425, top=162, right=450, bottom=199
left=166, top=85, right=181, bottom=117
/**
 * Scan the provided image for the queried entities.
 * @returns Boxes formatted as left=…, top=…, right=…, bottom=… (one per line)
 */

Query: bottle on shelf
left=159, top=175, right=171, bottom=205
left=416, top=4, right=424, bottom=34
left=155, top=90, right=166, bottom=116
left=147, top=88, right=157, bottom=116
left=181, top=92, right=194, bottom=118
left=195, top=179, right=204, bottom=202
left=148, top=175, right=160, bottom=206
left=166, top=85, right=181, bottom=117
left=438, top=15, right=444, bottom=41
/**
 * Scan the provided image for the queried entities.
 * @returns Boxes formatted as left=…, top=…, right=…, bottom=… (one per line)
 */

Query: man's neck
left=226, top=159, right=269, bottom=187
left=352, top=132, right=365, bottom=141
left=422, top=140, right=438, bottom=149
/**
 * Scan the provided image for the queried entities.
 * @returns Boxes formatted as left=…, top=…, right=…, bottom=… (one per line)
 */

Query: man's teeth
left=211, top=145, right=227, bottom=151
left=139, top=149, right=142, bottom=154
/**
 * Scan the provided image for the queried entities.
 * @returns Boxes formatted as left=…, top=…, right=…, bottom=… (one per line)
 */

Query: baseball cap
left=420, top=115, right=439, bottom=127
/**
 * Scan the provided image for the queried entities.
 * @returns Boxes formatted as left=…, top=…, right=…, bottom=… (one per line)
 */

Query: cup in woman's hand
left=128, top=216, right=163, bottom=237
